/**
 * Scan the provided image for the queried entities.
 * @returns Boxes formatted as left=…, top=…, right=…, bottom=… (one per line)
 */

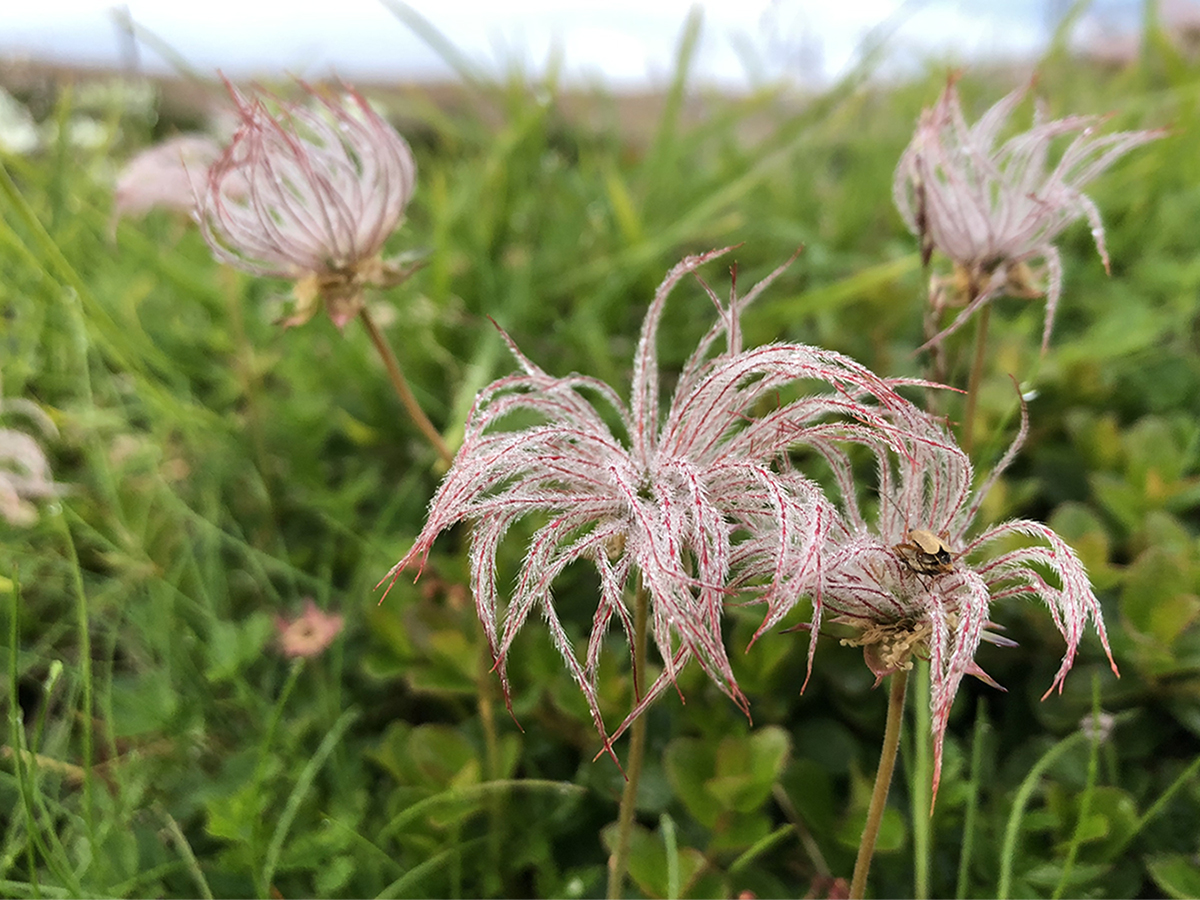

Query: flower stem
left=850, top=669, right=910, bottom=900
left=357, top=306, right=453, bottom=467
left=962, top=304, right=991, bottom=455
left=607, top=582, right=650, bottom=900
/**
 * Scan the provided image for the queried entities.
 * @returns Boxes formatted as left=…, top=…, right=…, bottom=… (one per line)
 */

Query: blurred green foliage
left=2, top=7, right=1200, bottom=899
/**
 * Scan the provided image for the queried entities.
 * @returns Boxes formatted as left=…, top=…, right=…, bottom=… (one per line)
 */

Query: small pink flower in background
left=113, top=134, right=224, bottom=224
left=275, top=599, right=344, bottom=659
left=893, top=77, right=1162, bottom=350
left=382, top=248, right=947, bottom=761
left=776, top=400, right=1116, bottom=804
left=199, top=79, right=418, bottom=329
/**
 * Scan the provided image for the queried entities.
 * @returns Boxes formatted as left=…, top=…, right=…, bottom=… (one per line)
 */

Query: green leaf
left=205, top=783, right=264, bottom=845
left=1148, top=854, right=1200, bottom=899
left=204, top=613, right=273, bottom=683
left=1077, top=787, right=1140, bottom=860
left=109, top=672, right=180, bottom=738
left=835, top=806, right=905, bottom=853
left=314, top=855, right=355, bottom=895
left=664, top=738, right=721, bottom=827
left=1023, top=861, right=1110, bottom=889
left=792, top=717, right=860, bottom=776
left=707, top=726, right=790, bottom=812
left=779, top=758, right=838, bottom=836
left=1048, top=502, right=1117, bottom=589
left=408, top=724, right=481, bottom=789
left=602, top=822, right=706, bottom=900
left=1121, top=546, right=1200, bottom=652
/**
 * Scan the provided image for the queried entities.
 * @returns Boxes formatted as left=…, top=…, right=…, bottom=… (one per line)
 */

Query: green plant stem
left=955, top=699, right=988, bottom=899
left=607, top=582, right=650, bottom=900
left=997, top=731, right=1086, bottom=900
left=771, top=783, right=832, bottom=878
left=478, top=648, right=504, bottom=896
left=58, top=517, right=95, bottom=847
left=962, top=304, right=990, bottom=455
left=156, top=803, right=215, bottom=900
left=358, top=306, right=453, bottom=467
left=1129, top=754, right=1200, bottom=840
left=850, top=669, right=910, bottom=900
left=1054, top=688, right=1102, bottom=900
left=910, top=661, right=931, bottom=899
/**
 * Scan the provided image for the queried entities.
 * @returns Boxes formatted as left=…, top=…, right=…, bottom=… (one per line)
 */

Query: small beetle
left=893, top=528, right=954, bottom=575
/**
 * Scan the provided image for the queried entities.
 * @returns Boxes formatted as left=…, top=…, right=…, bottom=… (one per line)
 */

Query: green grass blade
left=660, top=813, right=680, bottom=900
left=375, top=836, right=487, bottom=900
left=1053, top=677, right=1104, bottom=900
left=955, top=699, right=989, bottom=899
left=259, top=707, right=360, bottom=895
left=997, top=732, right=1087, bottom=900
left=378, top=779, right=585, bottom=844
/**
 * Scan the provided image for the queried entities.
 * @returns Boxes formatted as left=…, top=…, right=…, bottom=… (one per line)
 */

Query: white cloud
left=0, top=1, right=1050, bottom=87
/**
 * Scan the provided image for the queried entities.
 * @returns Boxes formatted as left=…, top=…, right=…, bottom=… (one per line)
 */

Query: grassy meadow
left=2, top=10, right=1200, bottom=899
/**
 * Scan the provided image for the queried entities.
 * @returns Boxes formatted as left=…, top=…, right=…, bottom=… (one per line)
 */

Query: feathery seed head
left=198, top=79, right=418, bottom=328
left=781, top=397, right=1117, bottom=805
left=893, top=77, right=1162, bottom=351
left=382, top=248, right=943, bottom=762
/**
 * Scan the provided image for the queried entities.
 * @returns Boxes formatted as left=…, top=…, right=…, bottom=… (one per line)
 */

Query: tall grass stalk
left=1053, top=679, right=1104, bottom=900
left=955, top=699, right=989, bottom=899
left=997, top=731, right=1088, bottom=899
left=58, top=519, right=95, bottom=849
left=962, top=305, right=991, bottom=455
left=260, top=708, right=359, bottom=896
left=909, top=661, right=931, bottom=899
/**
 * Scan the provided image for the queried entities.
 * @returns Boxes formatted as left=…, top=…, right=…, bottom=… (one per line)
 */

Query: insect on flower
left=381, top=248, right=947, bottom=764
left=198, top=78, right=419, bottom=328
left=893, top=528, right=954, bottom=575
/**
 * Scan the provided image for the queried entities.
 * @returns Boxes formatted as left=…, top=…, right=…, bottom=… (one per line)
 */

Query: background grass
left=2, top=8, right=1200, bottom=899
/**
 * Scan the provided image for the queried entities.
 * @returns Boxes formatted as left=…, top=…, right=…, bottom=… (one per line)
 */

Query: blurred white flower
left=1080, top=710, right=1116, bottom=743
left=0, top=89, right=38, bottom=155
left=0, top=392, right=63, bottom=527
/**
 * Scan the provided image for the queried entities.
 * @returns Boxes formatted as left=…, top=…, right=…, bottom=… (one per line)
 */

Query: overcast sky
left=0, top=1, right=1097, bottom=89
